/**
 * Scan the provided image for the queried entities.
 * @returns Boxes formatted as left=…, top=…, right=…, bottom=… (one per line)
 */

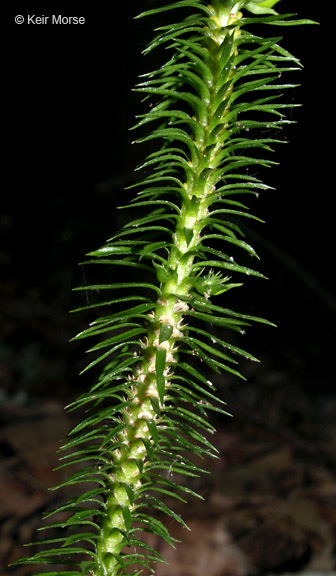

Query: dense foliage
left=16, top=1, right=313, bottom=574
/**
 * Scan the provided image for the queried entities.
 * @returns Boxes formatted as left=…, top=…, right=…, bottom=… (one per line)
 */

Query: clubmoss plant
left=16, top=1, right=314, bottom=575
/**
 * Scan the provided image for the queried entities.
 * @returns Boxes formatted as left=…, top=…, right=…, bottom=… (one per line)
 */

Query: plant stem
left=95, top=5, right=242, bottom=574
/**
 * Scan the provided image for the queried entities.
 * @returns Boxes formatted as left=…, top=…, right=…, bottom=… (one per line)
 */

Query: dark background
left=1, top=0, right=330, bottom=399
left=1, top=3, right=334, bottom=574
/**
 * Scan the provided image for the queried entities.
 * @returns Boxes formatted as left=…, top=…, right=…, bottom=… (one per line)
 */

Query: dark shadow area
left=1, top=2, right=334, bottom=574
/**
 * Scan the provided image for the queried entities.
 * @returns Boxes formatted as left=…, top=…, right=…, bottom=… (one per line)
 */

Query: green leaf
left=244, top=1, right=278, bottom=15
left=73, top=282, right=161, bottom=296
left=159, top=322, right=173, bottom=343
left=149, top=395, right=161, bottom=417
left=191, top=259, right=266, bottom=279
left=184, top=226, right=194, bottom=245
left=16, top=546, right=95, bottom=561
left=120, top=505, right=132, bottom=532
left=135, top=1, right=212, bottom=20
left=146, top=419, right=159, bottom=445
left=136, top=513, right=178, bottom=546
left=155, top=347, right=167, bottom=405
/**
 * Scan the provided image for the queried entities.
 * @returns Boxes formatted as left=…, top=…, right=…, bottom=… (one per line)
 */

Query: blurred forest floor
left=1, top=271, right=335, bottom=575
left=1, top=2, right=334, bottom=574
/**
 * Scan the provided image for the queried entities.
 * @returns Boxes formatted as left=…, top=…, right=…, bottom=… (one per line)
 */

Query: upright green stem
left=95, top=4, right=242, bottom=574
